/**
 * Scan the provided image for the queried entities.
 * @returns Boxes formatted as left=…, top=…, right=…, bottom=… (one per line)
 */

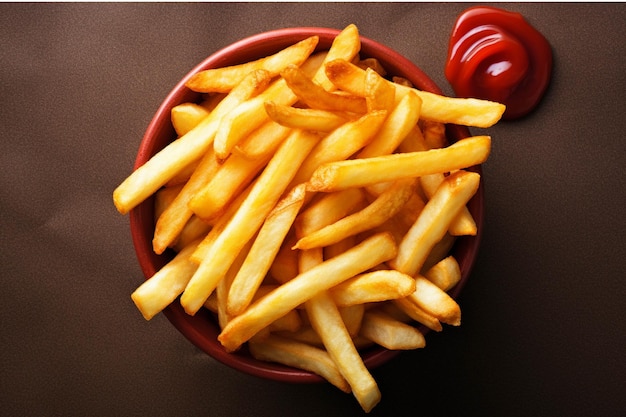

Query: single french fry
left=330, top=270, right=416, bottom=307
left=390, top=170, right=480, bottom=277
left=113, top=69, right=272, bottom=214
left=294, top=178, right=415, bottom=250
left=306, top=291, right=381, bottom=413
left=233, top=119, right=292, bottom=161
left=249, top=334, right=351, bottom=393
left=307, top=136, right=490, bottom=192
left=281, top=64, right=367, bottom=113
left=188, top=150, right=272, bottom=221
left=268, top=232, right=299, bottom=284
left=172, top=215, right=212, bottom=253
left=356, top=57, right=387, bottom=76
left=130, top=239, right=201, bottom=320
left=152, top=146, right=220, bottom=254
left=405, top=276, right=462, bottom=326
left=181, top=130, right=321, bottom=315
left=311, top=24, right=361, bottom=91
left=356, top=90, right=422, bottom=159
left=339, top=304, right=365, bottom=338
left=295, top=187, right=366, bottom=238
left=190, top=183, right=253, bottom=264
left=227, top=184, right=307, bottom=316
left=422, top=233, right=457, bottom=273
left=360, top=309, right=426, bottom=350
left=325, top=59, right=505, bottom=127
left=392, top=298, right=443, bottom=332
left=364, top=67, right=396, bottom=112
left=186, top=36, right=319, bottom=93
left=289, top=110, right=387, bottom=188
left=420, top=173, right=477, bottom=236
left=217, top=232, right=397, bottom=352
left=264, top=101, right=350, bottom=132
left=171, top=102, right=211, bottom=137
left=424, top=255, right=462, bottom=292
left=216, top=239, right=253, bottom=330
left=154, top=184, right=183, bottom=221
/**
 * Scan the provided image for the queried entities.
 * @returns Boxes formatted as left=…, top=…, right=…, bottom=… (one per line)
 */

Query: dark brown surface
left=1, top=3, right=624, bottom=416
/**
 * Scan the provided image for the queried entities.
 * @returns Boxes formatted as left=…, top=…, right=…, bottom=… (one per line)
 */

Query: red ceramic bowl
left=129, top=27, right=483, bottom=383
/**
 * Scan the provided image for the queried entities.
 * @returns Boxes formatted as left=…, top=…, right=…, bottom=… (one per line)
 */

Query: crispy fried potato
left=181, top=130, right=321, bottom=315
left=249, top=335, right=351, bottom=393
left=325, top=59, right=505, bottom=127
left=306, top=136, right=490, bottom=192
left=306, top=291, right=381, bottom=412
left=113, top=69, right=272, bottom=214
left=360, top=309, right=426, bottom=350
left=227, top=184, right=307, bottom=316
left=391, top=171, right=480, bottom=277
left=171, top=102, right=212, bottom=137
left=217, top=232, right=397, bottom=352
left=424, top=255, right=462, bottom=291
left=330, top=270, right=416, bottom=307
left=186, top=36, right=319, bottom=93
left=264, top=101, right=350, bottom=132
left=294, top=178, right=415, bottom=250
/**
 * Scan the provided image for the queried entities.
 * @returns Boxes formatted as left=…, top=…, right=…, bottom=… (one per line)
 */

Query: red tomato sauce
left=445, top=6, right=553, bottom=120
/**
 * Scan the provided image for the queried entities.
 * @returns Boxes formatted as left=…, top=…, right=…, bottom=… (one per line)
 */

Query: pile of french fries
left=113, top=24, right=504, bottom=412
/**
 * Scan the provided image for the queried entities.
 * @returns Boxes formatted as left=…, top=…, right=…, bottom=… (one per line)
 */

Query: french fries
left=114, top=24, right=504, bottom=413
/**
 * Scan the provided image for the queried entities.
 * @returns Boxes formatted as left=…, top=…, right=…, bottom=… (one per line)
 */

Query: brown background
left=1, top=3, right=624, bottom=416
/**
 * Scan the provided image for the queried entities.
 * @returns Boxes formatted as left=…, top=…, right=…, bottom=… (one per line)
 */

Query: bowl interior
left=129, top=27, right=482, bottom=383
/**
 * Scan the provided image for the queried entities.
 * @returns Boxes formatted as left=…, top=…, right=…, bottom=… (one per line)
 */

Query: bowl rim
left=129, top=26, right=483, bottom=383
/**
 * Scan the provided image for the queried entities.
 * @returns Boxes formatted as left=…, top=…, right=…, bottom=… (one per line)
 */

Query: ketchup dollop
left=445, top=6, right=552, bottom=120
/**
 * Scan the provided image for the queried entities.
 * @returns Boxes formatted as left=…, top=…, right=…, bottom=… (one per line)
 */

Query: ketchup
left=445, top=6, right=552, bottom=120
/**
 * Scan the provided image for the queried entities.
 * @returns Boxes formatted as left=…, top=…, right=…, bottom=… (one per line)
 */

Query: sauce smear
left=445, top=6, right=552, bottom=120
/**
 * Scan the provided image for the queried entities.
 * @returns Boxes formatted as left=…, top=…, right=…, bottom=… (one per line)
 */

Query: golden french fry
left=330, top=270, right=416, bottom=307
left=339, top=304, right=365, bottom=337
left=233, top=119, right=292, bottom=161
left=181, top=130, right=321, bottom=315
left=186, top=36, right=319, bottom=93
left=289, top=110, right=388, bottom=187
left=170, top=102, right=211, bottom=137
left=152, top=146, right=220, bottom=254
left=188, top=150, right=272, bottom=222
left=392, top=298, right=443, bottom=332
left=364, top=67, right=396, bottom=112
left=391, top=170, right=480, bottom=277
left=420, top=173, right=477, bottom=236
left=311, top=24, right=361, bottom=91
left=281, top=64, right=367, bottom=113
left=307, top=136, right=490, bottom=192
left=305, top=291, right=381, bottom=413
left=130, top=239, right=200, bottom=320
left=264, top=101, right=350, bottom=132
left=268, top=232, right=299, bottom=284
left=325, top=59, right=505, bottom=127
left=172, top=215, right=211, bottom=253
left=217, top=232, right=397, bottom=352
left=249, top=334, right=351, bottom=393
left=213, top=24, right=361, bottom=161
left=227, top=184, right=307, bottom=316
left=113, top=69, right=272, bottom=214
left=360, top=309, right=426, bottom=350
left=422, top=233, right=457, bottom=273
left=357, top=90, right=422, bottom=159
left=424, top=255, right=462, bottom=292
left=405, top=276, right=461, bottom=326
left=154, top=184, right=183, bottom=221
left=295, top=187, right=366, bottom=237
left=216, top=239, right=253, bottom=330
left=294, top=178, right=415, bottom=250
